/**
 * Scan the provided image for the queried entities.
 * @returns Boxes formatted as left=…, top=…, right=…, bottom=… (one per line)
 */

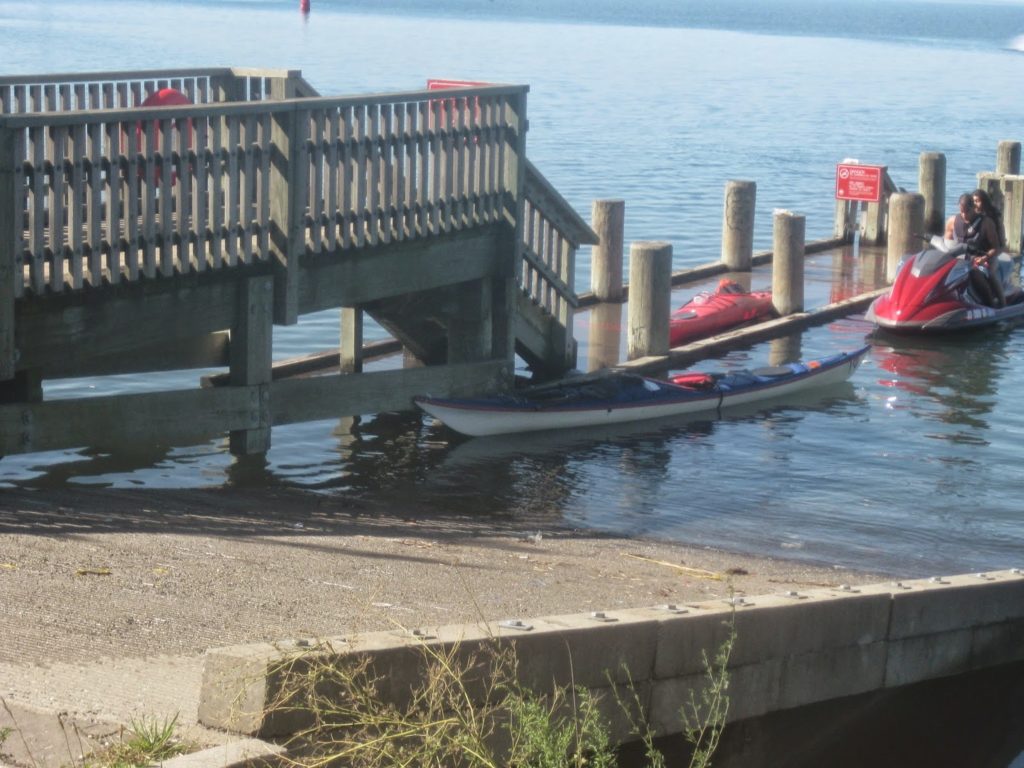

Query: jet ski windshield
left=912, top=248, right=959, bottom=277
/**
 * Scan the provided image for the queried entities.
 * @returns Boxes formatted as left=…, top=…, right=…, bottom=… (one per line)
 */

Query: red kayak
left=669, top=279, right=776, bottom=347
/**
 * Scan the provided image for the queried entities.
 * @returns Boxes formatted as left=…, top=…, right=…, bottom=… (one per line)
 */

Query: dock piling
left=997, top=140, right=1021, bottom=175
left=977, top=171, right=1024, bottom=254
left=721, top=180, right=756, bottom=271
left=771, top=210, right=805, bottom=315
left=590, top=200, right=625, bottom=302
left=918, top=152, right=946, bottom=236
left=627, top=241, right=672, bottom=360
left=228, top=275, right=274, bottom=455
left=886, top=192, right=925, bottom=281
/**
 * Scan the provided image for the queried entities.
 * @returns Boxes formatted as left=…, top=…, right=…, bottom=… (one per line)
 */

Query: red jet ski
left=865, top=238, right=1024, bottom=333
left=669, top=279, right=775, bottom=347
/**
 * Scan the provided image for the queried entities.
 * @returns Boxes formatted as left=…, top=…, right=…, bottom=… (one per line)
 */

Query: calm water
left=2, top=0, right=1024, bottom=582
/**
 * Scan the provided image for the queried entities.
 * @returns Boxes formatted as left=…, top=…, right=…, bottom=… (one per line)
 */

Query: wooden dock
left=0, top=67, right=596, bottom=457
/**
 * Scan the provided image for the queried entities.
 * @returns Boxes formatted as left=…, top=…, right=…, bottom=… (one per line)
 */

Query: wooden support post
left=0, top=126, right=14, bottom=382
left=0, top=369, right=41, bottom=404
left=340, top=308, right=363, bottom=373
left=587, top=302, right=622, bottom=372
left=721, top=180, right=756, bottom=271
left=269, top=99, right=305, bottom=326
left=919, top=152, right=946, bottom=236
left=590, top=199, right=624, bottom=301
left=833, top=199, right=852, bottom=241
left=769, top=334, right=802, bottom=368
left=887, top=192, right=925, bottom=282
left=229, top=275, right=273, bottom=455
left=977, top=171, right=1024, bottom=255
left=627, top=241, right=671, bottom=360
left=1000, top=176, right=1024, bottom=255
left=447, top=279, right=491, bottom=364
left=997, top=140, right=1021, bottom=175
left=771, top=211, right=805, bottom=315
left=862, top=165, right=890, bottom=245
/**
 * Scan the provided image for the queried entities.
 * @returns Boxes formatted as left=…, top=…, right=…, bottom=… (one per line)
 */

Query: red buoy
left=300, top=0, right=310, bottom=12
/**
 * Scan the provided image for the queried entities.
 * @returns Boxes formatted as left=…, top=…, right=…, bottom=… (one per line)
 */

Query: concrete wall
left=198, top=569, right=1024, bottom=742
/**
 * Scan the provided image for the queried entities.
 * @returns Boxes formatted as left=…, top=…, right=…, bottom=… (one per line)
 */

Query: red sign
left=426, top=79, right=491, bottom=91
left=835, top=163, right=883, bottom=203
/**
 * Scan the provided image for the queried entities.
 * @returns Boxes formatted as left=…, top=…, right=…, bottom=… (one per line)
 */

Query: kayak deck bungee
left=415, top=346, right=869, bottom=437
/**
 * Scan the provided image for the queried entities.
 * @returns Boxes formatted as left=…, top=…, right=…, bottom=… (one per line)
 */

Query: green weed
left=81, top=713, right=189, bottom=768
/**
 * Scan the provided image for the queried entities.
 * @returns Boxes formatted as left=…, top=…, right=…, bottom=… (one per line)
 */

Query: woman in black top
left=967, top=188, right=1006, bottom=307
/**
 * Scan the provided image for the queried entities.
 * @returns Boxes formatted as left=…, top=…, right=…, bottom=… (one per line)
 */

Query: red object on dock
left=136, top=87, right=192, bottom=186
left=669, top=279, right=775, bottom=347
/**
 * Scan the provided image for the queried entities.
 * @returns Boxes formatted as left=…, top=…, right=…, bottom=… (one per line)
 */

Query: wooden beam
left=0, top=384, right=257, bottom=456
left=297, top=224, right=508, bottom=313
left=229, top=275, right=273, bottom=454
left=270, top=360, right=510, bottom=426
left=13, top=274, right=250, bottom=374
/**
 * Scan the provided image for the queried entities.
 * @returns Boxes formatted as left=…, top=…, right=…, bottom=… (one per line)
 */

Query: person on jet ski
left=965, top=189, right=1006, bottom=307
left=944, top=193, right=976, bottom=244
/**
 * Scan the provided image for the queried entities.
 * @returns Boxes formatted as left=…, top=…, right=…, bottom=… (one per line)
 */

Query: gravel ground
left=0, top=486, right=885, bottom=764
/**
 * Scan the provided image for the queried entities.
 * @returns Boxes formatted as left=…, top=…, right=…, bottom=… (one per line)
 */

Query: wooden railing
left=0, top=85, right=527, bottom=299
left=0, top=71, right=586, bottom=379
left=522, top=158, right=598, bottom=327
left=0, top=67, right=316, bottom=114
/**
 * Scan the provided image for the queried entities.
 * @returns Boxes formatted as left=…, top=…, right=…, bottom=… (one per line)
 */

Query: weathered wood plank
left=270, top=359, right=509, bottom=426
left=13, top=274, right=249, bottom=372
left=53, top=331, right=229, bottom=378
left=0, top=384, right=258, bottom=455
left=229, top=275, right=273, bottom=454
left=87, top=120, right=103, bottom=285
left=297, top=224, right=508, bottom=313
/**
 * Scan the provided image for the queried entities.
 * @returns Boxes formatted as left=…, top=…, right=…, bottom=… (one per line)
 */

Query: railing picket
left=11, top=126, right=26, bottom=298
left=177, top=111, right=193, bottom=273
left=257, top=112, right=271, bottom=260
left=86, top=121, right=103, bottom=286
left=226, top=117, right=239, bottom=266
left=104, top=121, right=121, bottom=285
left=158, top=117, right=174, bottom=276
left=141, top=120, right=157, bottom=277
left=209, top=118, right=223, bottom=269
left=367, top=106, right=380, bottom=246
left=339, top=105, right=352, bottom=250
left=380, top=103, right=392, bottom=244
left=429, top=99, right=441, bottom=236
left=310, top=110, right=325, bottom=254
left=403, top=101, right=416, bottom=239
left=392, top=102, right=405, bottom=241
left=241, top=113, right=256, bottom=264
left=325, top=109, right=339, bottom=252
left=70, top=123, right=86, bottom=289
left=126, top=119, right=139, bottom=280
left=417, top=100, right=429, bottom=238
left=193, top=117, right=209, bottom=271
left=47, top=127, right=66, bottom=291
left=354, top=104, right=367, bottom=247
left=28, top=125, right=45, bottom=293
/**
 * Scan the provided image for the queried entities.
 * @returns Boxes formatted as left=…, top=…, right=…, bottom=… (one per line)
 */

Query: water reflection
left=870, top=331, right=1008, bottom=434
left=828, top=244, right=887, bottom=304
